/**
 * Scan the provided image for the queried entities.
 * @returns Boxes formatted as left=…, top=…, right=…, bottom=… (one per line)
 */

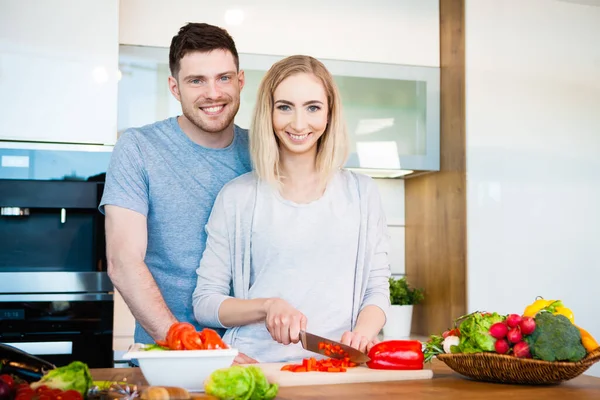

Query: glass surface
left=117, top=46, right=439, bottom=173
left=0, top=147, right=111, bottom=181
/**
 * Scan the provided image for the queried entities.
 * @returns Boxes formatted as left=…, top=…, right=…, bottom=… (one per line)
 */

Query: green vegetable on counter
left=456, top=312, right=505, bottom=353
left=205, top=365, right=278, bottom=400
left=30, top=361, right=93, bottom=396
left=525, top=312, right=587, bottom=362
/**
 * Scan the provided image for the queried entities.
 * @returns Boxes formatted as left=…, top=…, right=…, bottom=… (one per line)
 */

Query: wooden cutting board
left=251, top=363, right=433, bottom=387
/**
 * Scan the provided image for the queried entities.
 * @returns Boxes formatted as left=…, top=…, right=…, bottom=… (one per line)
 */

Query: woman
left=192, top=55, right=391, bottom=363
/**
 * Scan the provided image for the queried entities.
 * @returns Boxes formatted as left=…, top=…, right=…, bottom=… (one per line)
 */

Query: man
left=100, top=23, right=254, bottom=363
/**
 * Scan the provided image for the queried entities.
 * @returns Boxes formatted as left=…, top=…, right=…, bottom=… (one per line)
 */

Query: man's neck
left=177, top=115, right=235, bottom=149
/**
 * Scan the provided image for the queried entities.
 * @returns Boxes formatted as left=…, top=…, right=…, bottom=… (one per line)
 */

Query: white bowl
left=123, top=344, right=238, bottom=392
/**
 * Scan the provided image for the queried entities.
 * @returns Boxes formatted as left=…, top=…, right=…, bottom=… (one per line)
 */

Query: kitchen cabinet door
left=113, top=288, right=135, bottom=358
left=0, top=0, right=119, bottom=145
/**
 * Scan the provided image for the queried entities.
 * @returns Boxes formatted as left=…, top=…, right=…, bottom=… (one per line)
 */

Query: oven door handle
left=0, top=293, right=113, bottom=302
left=1, top=341, right=73, bottom=356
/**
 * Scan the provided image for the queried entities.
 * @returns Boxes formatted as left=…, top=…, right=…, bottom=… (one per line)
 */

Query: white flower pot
left=383, top=305, right=413, bottom=339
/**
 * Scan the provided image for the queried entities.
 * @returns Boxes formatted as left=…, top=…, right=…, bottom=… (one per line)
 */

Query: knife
left=299, top=330, right=371, bottom=364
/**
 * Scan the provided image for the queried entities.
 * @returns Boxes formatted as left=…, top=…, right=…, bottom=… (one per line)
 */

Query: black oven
left=0, top=290, right=113, bottom=368
left=0, top=179, right=114, bottom=368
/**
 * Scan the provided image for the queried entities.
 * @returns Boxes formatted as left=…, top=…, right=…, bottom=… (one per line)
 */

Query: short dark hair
left=168, top=22, right=239, bottom=79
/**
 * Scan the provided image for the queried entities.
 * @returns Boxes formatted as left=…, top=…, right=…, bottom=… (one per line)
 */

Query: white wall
left=119, top=0, right=440, bottom=67
left=0, top=0, right=119, bottom=145
left=466, top=0, right=600, bottom=376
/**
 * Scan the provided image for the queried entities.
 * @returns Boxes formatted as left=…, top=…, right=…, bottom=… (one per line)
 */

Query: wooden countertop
left=91, top=360, right=600, bottom=399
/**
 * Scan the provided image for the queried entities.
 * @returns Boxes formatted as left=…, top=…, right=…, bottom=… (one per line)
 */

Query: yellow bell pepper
left=523, top=298, right=575, bottom=324
left=577, top=325, right=600, bottom=353
left=554, top=306, right=575, bottom=324
left=523, top=299, right=554, bottom=317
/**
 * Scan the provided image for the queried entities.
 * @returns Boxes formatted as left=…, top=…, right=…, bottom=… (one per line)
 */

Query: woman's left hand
left=340, top=331, right=377, bottom=353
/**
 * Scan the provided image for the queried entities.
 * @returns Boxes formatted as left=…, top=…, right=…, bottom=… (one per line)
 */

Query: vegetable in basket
left=578, top=325, right=600, bottom=353
left=525, top=312, right=586, bottom=362
left=523, top=298, right=574, bottom=323
left=455, top=312, right=505, bottom=353
left=523, top=297, right=599, bottom=353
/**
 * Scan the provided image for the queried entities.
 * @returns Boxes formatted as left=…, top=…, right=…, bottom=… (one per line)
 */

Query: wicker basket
left=436, top=347, right=600, bottom=385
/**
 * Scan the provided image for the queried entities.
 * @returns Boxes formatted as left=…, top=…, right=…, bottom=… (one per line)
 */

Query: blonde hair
left=249, top=55, right=348, bottom=188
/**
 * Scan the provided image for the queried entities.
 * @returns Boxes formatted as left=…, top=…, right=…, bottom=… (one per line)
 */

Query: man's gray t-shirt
left=99, top=116, right=251, bottom=344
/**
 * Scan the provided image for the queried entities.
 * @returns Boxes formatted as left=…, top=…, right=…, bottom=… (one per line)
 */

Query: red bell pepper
left=366, top=340, right=424, bottom=370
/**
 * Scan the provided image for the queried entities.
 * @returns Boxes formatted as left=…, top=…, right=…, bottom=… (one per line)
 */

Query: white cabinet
left=113, top=289, right=135, bottom=352
left=0, top=0, right=119, bottom=145
left=119, top=0, right=440, bottom=67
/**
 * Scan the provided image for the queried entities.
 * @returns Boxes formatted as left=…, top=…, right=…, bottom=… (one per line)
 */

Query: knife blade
left=299, top=330, right=371, bottom=364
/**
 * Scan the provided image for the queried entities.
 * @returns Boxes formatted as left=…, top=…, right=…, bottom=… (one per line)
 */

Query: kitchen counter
left=91, top=360, right=600, bottom=399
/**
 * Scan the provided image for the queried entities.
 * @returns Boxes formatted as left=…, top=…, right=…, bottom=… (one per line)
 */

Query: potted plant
left=383, top=277, right=425, bottom=338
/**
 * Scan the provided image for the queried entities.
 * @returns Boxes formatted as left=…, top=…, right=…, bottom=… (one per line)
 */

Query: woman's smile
left=286, top=131, right=312, bottom=143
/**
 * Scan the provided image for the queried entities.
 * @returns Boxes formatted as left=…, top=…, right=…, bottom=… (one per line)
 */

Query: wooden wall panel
left=405, top=0, right=466, bottom=335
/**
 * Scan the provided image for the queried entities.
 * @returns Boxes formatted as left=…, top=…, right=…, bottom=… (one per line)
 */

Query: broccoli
left=30, top=361, right=93, bottom=396
left=525, top=312, right=586, bottom=362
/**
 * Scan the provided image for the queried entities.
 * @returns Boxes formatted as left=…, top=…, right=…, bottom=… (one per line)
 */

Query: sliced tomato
left=166, top=322, right=194, bottom=350
left=199, top=328, right=227, bottom=349
left=181, top=329, right=203, bottom=350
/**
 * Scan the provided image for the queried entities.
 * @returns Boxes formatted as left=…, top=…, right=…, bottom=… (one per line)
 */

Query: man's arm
left=105, top=205, right=177, bottom=341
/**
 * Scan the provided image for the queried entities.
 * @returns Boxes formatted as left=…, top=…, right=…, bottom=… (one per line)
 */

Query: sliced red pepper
left=366, top=340, right=424, bottom=370
left=280, top=356, right=359, bottom=373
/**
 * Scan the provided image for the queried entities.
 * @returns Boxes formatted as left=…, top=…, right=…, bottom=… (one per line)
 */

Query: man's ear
left=168, top=75, right=181, bottom=101
left=238, top=70, right=245, bottom=91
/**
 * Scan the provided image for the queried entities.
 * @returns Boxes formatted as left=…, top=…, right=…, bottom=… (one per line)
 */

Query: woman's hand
left=340, top=331, right=379, bottom=353
left=232, top=352, right=259, bottom=365
left=264, top=298, right=307, bottom=345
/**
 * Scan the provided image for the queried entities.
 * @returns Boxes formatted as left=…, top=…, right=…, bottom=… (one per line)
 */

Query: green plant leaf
left=389, top=277, right=424, bottom=305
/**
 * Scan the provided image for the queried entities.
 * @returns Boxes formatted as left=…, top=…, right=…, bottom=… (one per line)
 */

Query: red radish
left=507, top=327, right=522, bottom=343
left=489, top=322, right=508, bottom=339
left=513, top=341, right=532, bottom=358
left=442, top=328, right=460, bottom=338
left=519, top=317, right=536, bottom=335
left=494, top=339, right=510, bottom=354
left=506, top=314, right=522, bottom=328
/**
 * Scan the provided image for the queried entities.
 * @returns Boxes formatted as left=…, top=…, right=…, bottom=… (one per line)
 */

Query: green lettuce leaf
left=458, top=312, right=505, bottom=353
